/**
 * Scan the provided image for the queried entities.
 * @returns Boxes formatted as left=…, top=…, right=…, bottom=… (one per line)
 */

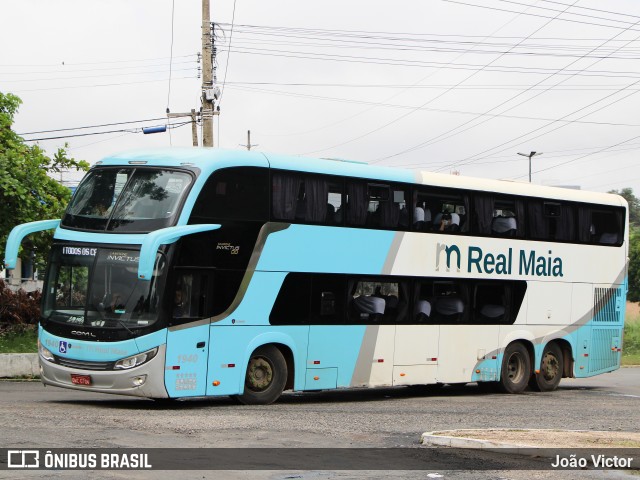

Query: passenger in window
left=326, top=203, right=336, bottom=224
left=438, top=212, right=460, bottom=232
left=399, top=205, right=410, bottom=229
left=414, top=203, right=425, bottom=231
left=173, top=288, right=186, bottom=317
left=492, top=210, right=517, bottom=236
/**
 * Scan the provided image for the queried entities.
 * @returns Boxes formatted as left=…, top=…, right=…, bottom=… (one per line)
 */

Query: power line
left=298, top=0, right=581, bottom=157
left=0, top=54, right=197, bottom=68
left=10, top=76, right=197, bottom=93
left=22, top=121, right=192, bottom=142
left=1, top=66, right=198, bottom=84
left=18, top=117, right=169, bottom=135
left=442, top=0, right=640, bottom=32
left=217, top=0, right=237, bottom=109
left=166, top=0, right=176, bottom=112
left=226, top=83, right=640, bottom=128
left=374, top=12, right=640, bottom=166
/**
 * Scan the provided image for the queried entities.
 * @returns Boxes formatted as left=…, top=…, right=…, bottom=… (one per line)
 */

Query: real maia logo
left=436, top=243, right=563, bottom=277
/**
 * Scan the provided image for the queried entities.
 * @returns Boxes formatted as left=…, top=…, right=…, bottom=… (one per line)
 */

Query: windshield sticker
left=106, top=252, right=140, bottom=263
left=62, top=247, right=97, bottom=257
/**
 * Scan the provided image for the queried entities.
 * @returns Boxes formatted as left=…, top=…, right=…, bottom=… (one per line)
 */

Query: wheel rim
left=506, top=352, right=525, bottom=384
left=247, top=356, right=273, bottom=392
left=541, top=352, right=560, bottom=382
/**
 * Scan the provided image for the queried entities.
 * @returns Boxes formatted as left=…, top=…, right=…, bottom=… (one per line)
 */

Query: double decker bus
left=5, top=148, right=628, bottom=404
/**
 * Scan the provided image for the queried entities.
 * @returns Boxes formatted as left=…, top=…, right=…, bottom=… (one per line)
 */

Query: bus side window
left=579, top=206, right=623, bottom=245
left=172, top=272, right=214, bottom=322
left=432, top=281, right=466, bottom=323
left=310, top=274, right=347, bottom=323
left=349, top=279, right=408, bottom=324
left=474, top=283, right=507, bottom=324
left=191, top=167, right=269, bottom=223
left=269, top=273, right=311, bottom=325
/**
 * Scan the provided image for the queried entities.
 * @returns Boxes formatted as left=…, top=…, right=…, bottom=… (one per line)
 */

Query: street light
left=517, top=151, right=543, bottom=183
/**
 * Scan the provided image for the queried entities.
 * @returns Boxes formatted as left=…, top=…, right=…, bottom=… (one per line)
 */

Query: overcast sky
left=2, top=0, right=640, bottom=195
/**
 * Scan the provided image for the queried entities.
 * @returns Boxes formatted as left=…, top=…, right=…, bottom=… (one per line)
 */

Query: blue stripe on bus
left=256, top=225, right=396, bottom=274
left=39, top=327, right=140, bottom=361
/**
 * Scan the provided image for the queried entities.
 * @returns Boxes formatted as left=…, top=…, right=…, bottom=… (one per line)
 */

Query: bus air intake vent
left=593, top=287, right=622, bottom=323
left=54, top=356, right=114, bottom=371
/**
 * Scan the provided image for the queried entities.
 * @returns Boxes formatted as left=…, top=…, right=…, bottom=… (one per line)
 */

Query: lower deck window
left=269, top=273, right=526, bottom=326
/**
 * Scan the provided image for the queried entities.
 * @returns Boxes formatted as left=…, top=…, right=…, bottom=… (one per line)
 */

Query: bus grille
left=55, top=356, right=114, bottom=371
left=593, top=287, right=623, bottom=323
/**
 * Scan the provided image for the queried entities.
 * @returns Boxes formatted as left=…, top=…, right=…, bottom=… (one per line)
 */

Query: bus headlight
left=114, top=348, right=158, bottom=370
left=38, top=339, right=54, bottom=362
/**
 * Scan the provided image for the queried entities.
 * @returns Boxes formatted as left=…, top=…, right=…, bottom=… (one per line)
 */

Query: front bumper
left=39, top=344, right=169, bottom=398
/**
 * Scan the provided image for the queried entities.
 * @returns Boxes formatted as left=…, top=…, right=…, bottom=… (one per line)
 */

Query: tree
left=0, top=92, right=89, bottom=272
left=630, top=232, right=640, bottom=303
left=608, top=187, right=640, bottom=227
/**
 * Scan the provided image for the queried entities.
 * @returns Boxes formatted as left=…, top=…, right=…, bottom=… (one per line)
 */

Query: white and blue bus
left=5, top=148, right=629, bottom=404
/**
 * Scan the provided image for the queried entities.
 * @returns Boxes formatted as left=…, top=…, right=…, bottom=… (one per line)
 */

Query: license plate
left=71, top=374, right=91, bottom=386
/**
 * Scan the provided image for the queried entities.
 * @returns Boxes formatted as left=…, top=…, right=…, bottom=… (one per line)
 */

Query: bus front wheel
left=234, top=345, right=287, bottom=405
left=499, top=342, right=530, bottom=394
left=529, top=342, right=563, bottom=392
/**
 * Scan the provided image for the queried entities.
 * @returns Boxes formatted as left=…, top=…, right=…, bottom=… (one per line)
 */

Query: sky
left=1, top=0, right=640, bottom=195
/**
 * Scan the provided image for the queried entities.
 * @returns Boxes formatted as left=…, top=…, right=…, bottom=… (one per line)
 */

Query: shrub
left=0, top=279, right=41, bottom=331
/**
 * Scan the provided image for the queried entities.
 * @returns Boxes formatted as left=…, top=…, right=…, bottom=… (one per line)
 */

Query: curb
left=421, top=430, right=527, bottom=451
left=421, top=429, right=581, bottom=456
left=0, top=353, right=39, bottom=378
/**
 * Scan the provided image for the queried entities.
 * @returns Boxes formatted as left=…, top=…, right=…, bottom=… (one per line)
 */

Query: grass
left=0, top=325, right=37, bottom=353
left=623, top=313, right=640, bottom=366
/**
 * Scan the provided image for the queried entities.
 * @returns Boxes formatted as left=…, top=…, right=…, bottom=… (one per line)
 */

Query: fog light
left=132, top=375, right=147, bottom=387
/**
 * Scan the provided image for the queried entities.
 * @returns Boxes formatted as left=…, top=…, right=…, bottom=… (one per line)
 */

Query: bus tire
left=529, top=342, right=563, bottom=392
left=234, top=345, right=287, bottom=405
left=498, top=342, right=530, bottom=394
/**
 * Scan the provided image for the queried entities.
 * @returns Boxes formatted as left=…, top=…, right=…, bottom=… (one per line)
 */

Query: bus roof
left=97, top=147, right=625, bottom=208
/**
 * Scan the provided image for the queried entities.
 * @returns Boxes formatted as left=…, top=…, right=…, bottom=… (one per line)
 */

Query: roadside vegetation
left=623, top=308, right=640, bottom=366
left=0, top=279, right=39, bottom=353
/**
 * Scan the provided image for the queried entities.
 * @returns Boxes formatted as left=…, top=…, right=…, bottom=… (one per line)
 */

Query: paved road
left=0, top=368, right=638, bottom=479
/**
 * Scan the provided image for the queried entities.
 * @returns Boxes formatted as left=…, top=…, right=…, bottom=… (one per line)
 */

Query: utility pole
left=517, top=151, right=543, bottom=183
left=167, top=109, right=199, bottom=146
left=201, top=0, right=215, bottom=147
left=241, top=130, right=258, bottom=151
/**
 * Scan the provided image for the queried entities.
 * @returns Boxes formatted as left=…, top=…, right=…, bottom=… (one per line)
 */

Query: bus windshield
left=43, top=245, right=167, bottom=330
left=62, top=167, right=193, bottom=232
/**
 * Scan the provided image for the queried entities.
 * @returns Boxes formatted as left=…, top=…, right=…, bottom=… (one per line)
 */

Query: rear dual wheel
left=498, top=342, right=531, bottom=394
left=529, top=342, right=563, bottom=392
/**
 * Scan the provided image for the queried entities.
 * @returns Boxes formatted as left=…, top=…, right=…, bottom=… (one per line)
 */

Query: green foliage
left=623, top=318, right=640, bottom=360
left=0, top=92, right=89, bottom=270
left=609, top=187, right=640, bottom=227
left=630, top=231, right=640, bottom=303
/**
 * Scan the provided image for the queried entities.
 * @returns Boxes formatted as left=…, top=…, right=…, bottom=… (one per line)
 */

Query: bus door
left=164, top=270, right=213, bottom=397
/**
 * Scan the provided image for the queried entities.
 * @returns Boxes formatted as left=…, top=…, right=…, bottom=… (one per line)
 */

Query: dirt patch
left=627, top=301, right=640, bottom=319
left=430, top=429, right=640, bottom=448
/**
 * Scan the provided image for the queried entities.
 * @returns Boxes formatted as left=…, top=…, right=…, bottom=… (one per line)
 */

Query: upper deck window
left=62, top=168, right=193, bottom=232
left=190, top=167, right=268, bottom=223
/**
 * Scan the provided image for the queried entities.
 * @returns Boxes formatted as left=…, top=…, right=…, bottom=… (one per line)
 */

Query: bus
left=4, top=148, right=628, bottom=404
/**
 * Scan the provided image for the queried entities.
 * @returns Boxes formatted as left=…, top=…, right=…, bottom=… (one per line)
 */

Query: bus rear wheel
left=529, top=342, right=563, bottom=392
left=499, top=342, right=530, bottom=394
left=234, top=345, right=287, bottom=405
